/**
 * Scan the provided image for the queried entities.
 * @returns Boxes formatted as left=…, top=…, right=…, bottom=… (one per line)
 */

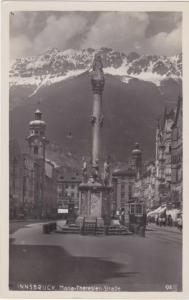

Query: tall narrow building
left=131, top=142, right=142, bottom=179
left=26, top=109, right=49, bottom=217
left=26, top=109, right=48, bottom=160
left=154, top=108, right=175, bottom=207
left=171, top=96, right=182, bottom=209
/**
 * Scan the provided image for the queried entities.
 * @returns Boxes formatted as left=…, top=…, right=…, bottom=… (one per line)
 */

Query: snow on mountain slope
left=9, top=47, right=182, bottom=93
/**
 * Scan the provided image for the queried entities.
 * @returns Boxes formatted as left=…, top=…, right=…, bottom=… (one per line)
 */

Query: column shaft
left=92, top=93, right=102, bottom=165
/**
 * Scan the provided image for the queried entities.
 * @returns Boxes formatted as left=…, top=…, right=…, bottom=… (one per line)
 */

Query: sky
left=10, top=11, right=182, bottom=60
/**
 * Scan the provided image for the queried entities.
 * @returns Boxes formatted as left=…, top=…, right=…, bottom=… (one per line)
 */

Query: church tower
left=131, top=142, right=142, bottom=179
left=26, top=108, right=49, bottom=218
left=26, top=109, right=48, bottom=160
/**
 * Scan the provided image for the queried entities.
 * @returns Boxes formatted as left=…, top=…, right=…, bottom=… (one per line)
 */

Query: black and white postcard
left=1, top=1, right=189, bottom=299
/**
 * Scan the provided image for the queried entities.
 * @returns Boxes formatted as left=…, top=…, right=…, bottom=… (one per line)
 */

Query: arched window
left=34, top=146, right=38, bottom=155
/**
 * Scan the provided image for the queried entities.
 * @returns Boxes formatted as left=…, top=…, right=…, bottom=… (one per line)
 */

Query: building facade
left=131, top=98, right=182, bottom=211
left=154, top=108, right=175, bottom=206
left=9, top=139, right=23, bottom=218
left=9, top=109, right=58, bottom=219
left=112, top=168, right=136, bottom=214
left=133, top=161, right=156, bottom=209
left=43, top=159, right=58, bottom=218
left=21, top=153, right=35, bottom=217
left=56, top=166, right=82, bottom=213
left=171, top=97, right=182, bottom=209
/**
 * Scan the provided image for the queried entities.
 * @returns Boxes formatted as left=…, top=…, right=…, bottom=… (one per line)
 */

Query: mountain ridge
left=10, top=47, right=182, bottom=94
left=9, top=47, right=182, bottom=167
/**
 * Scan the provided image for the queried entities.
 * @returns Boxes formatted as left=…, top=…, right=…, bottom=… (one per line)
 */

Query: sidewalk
left=146, top=223, right=182, bottom=234
left=9, top=219, right=63, bottom=234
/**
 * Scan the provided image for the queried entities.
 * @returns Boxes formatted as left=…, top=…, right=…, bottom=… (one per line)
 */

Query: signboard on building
left=58, top=208, right=68, bottom=214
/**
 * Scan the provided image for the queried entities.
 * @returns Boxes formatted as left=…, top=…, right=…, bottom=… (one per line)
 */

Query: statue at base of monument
left=92, top=159, right=99, bottom=181
left=103, top=160, right=111, bottom=186
left=82, top=158, right=88, bottom=183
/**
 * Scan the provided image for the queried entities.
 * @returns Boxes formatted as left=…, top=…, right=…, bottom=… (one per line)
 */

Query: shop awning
left=147, top=206, right=166, bottom=216
left=166, top=209, right=181, bottom=221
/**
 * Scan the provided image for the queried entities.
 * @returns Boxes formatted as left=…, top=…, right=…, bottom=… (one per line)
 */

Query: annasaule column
left=78, top=54, right=112, bottom=227
left=90, top=54, right=104, bottom=180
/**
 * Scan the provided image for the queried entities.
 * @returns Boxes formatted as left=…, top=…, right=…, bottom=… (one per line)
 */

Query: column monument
left=77, top=54, right=112, bottom=227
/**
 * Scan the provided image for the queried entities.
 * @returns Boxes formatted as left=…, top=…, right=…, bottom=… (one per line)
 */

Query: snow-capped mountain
left=9, top=47, right=182, bottom=164
left=10, top=47, right=182, bottom=96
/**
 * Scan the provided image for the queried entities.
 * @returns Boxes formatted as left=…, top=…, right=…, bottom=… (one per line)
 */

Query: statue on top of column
left=91, top=54, right=105, bottom=94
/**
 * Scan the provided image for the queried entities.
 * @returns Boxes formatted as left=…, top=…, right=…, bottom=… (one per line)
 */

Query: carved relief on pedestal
left=90, top=192, right=101, bottom=217
left=80, top=191, right=88, bottom=216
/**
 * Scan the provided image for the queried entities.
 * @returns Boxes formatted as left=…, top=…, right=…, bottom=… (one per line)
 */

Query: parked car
left=176, top=213, right=182, bottom=231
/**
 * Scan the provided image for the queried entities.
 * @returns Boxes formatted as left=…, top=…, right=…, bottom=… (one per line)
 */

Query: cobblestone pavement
left=9, top=222, right=182, bottom=292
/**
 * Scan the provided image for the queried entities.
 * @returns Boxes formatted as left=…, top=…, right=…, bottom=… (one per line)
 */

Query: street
left=9, top=222, right=182, bottom=292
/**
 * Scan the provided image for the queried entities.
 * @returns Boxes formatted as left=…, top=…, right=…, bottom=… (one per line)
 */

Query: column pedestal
left=77, top=182, right=112, bottom=227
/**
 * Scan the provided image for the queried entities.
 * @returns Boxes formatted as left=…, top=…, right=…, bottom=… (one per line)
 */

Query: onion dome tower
left=26, top=109, right=49, bottom=160
left=26, top=108, right=49, bottom=218
left=131, top=142, right=142, bottom=179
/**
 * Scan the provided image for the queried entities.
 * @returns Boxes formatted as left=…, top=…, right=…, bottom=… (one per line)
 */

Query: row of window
left=130, top=204, right=143, bottom=215
left=58, top=183, right=78, bottom=190
left=57, top=191, right=79, bottom=198
left=31, top=130, right=44, bottom=136
left=59, top=175, right=79, bottom=180
left=172, top=167, right=182, bottom=183
left=172, top=153, right=182, bottom=164
left=120, top=186, right=133, bottom=199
